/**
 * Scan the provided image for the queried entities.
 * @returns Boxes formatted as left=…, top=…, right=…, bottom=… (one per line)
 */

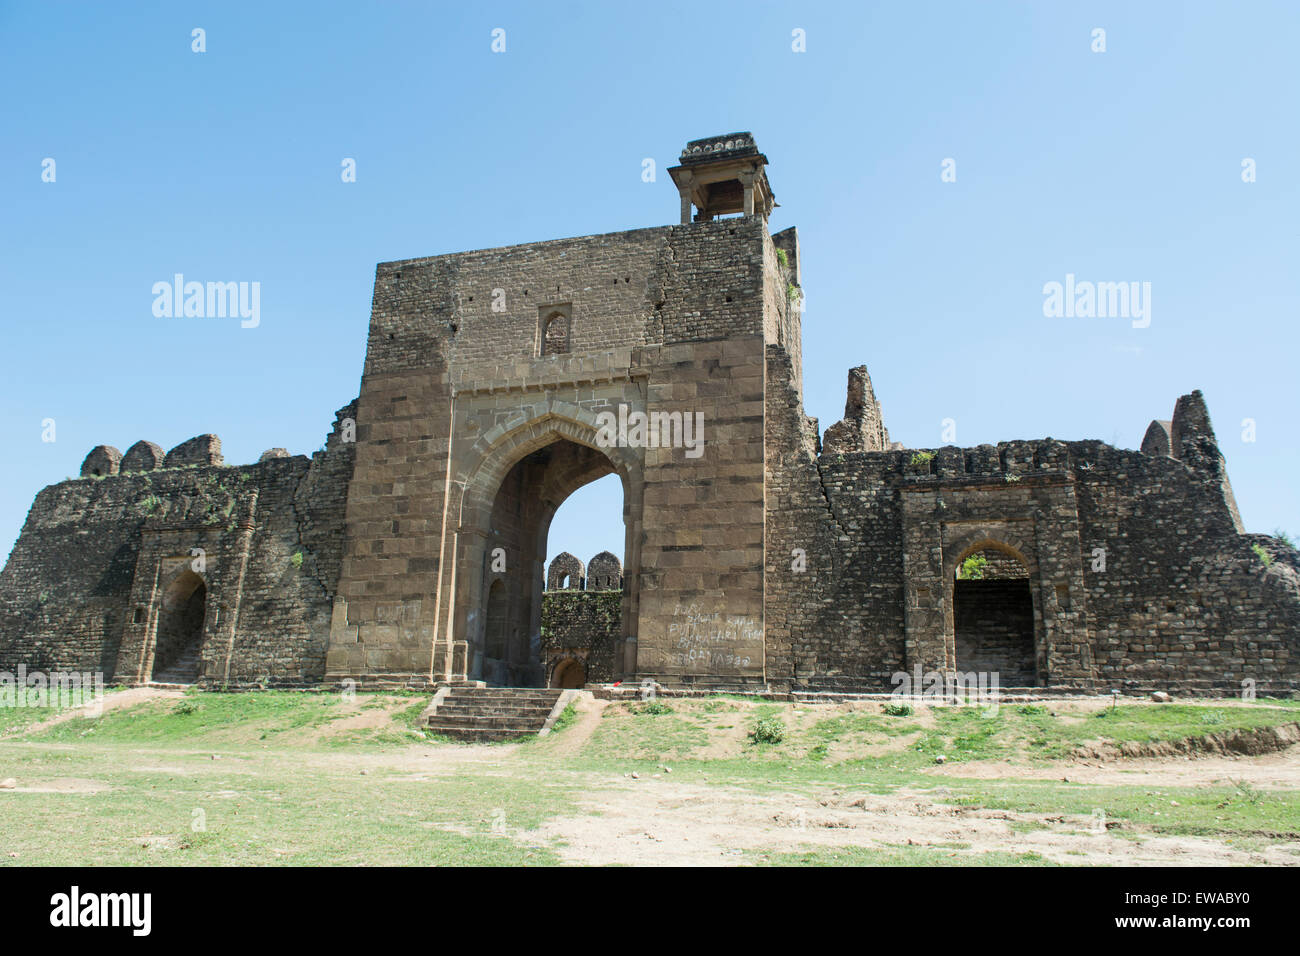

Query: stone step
left=428, top=710, right=551, bottom=725
left=427, top=717, right=545, bottom=733
left=152, top=645, right=202, bottom=684
left=425, top=727, right=538, bottom=743
left=423, top=686, right=566, bottom=741
left=436, top=697, right=559, bottom=712
left=448, top=690, right=561, bottom=702
left=151, top=669, right=199, bottom=684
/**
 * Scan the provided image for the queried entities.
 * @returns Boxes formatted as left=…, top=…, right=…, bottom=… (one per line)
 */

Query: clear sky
left=2, top=1, right=1296, bottom=573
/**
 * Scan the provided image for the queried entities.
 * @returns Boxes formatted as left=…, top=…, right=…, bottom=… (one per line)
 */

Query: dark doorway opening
left=152, top=570, right=207, bottom=684
left=552, top=658, right=586, bottom=689
left=953, top=548, right=1036, bottom=686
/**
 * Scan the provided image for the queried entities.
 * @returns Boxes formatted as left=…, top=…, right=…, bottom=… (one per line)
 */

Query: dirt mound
left=1077, top=721, right=1300, bottom=760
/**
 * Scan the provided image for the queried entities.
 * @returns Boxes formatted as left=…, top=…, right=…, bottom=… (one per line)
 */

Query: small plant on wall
left=957, top=553, right=988, bottom=580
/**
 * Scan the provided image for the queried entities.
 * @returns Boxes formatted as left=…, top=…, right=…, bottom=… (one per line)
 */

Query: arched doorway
left=952, top=545, right=1036, bottom=686
left=152, top=569, right=207, bottom=683
left=471, top=436, right=628, bottom=687
left=551, top=658, right=586, bottom=689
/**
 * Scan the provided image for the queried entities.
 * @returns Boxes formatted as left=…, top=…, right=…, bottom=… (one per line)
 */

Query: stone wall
left=327, top=216, right=772, bottom=689
left=762, top=350, right=1300, bottom=694
left=0, top=411, right=356, bottom=687
left=540, top=589, right=621, bottom=686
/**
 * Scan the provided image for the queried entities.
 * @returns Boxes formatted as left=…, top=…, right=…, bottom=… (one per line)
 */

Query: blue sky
left=2, top=1, right=1297, bottom=571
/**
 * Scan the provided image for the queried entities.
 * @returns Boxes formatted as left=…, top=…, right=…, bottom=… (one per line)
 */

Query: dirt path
left=544, top=697, right=608, bottom=757
left=523, top=773, right=1300, bottom=867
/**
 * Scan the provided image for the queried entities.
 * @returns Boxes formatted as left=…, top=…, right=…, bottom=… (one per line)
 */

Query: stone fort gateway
left=3, top=133, right=1298, bottom=704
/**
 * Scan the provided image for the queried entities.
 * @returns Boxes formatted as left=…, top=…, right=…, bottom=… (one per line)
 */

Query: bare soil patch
left=526, top=772, right=1300, bottom=867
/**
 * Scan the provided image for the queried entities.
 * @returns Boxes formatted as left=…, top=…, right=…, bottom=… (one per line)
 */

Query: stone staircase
left=150, top=645, right=202, bottom=686
left=424, top=687, right=566, bottom=742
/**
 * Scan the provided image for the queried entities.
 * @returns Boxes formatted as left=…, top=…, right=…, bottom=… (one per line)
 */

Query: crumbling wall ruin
left=0, top=406, right=357, bottom=686
left=763, top=353, right=1300, bottom=695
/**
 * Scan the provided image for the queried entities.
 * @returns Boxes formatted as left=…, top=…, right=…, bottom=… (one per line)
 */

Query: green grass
left=31, top=690, right=372, bottom=746
left=0, top=748, right=570, bottom=865
left=0, top=702, right=61, bottom=736
left=806, top=702, right=1300, bottom=767
left=921, top=777, right=1300, bottom=839
left=755, top=845, right=1057, bottom=866
left=549, top=702, right=579, bottom=734
left=578, top=708, right=708, bottom=763
left=2, top=689, right=1297, bottom=865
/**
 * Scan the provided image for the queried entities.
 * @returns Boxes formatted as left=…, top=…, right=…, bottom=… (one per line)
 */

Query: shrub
left=290, top=551, right=304, bottom=570
left=883, top=702, right=913, bottom=717
left=172, top=700, right=200, bottom=716
left=957, top=553, right=987, bottom=580
left=1251, top=543, right=1273, bottom=568
left=775, top=248, right=789, bottom=269
left=909, top=451, right=934, bottom=468
left=636, top=700, right=673, bottom=716
left=751, top=715, right=785, bottom=744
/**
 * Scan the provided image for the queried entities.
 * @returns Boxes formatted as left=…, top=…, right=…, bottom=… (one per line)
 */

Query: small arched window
left=542, top=312, right=569, bottom=355
left=537, top=303, right=574, bottom=356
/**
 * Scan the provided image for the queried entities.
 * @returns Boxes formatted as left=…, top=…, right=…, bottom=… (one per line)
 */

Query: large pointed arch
left=437, top=402, right=645, bottom=685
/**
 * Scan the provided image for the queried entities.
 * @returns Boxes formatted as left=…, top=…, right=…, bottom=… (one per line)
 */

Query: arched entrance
left=152, top=569, right=207, bottom=683
left=952, top=544, right=1037, bottom=686
left=449, top=407, right=643, bottom=688
left=551, top=658, right=586, bottom=688
left=471, top=437, right=630, bottom=687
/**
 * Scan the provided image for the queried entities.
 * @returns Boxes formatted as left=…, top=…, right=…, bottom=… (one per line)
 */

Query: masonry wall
left=953, top=579, right=1036, bottom=684
left=1069, top=440, right=1299, bottom=692
left=540, top=589, right=621, bottom=685
left=763, top=347, right=909, bottom=691
left=0, top=415, right=355, bottom=685
left=330, top=218, right=773, bottom=687
left=761, top=360, right=1300, bottom=693
left=5, top=207, right=1296, bottom=696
